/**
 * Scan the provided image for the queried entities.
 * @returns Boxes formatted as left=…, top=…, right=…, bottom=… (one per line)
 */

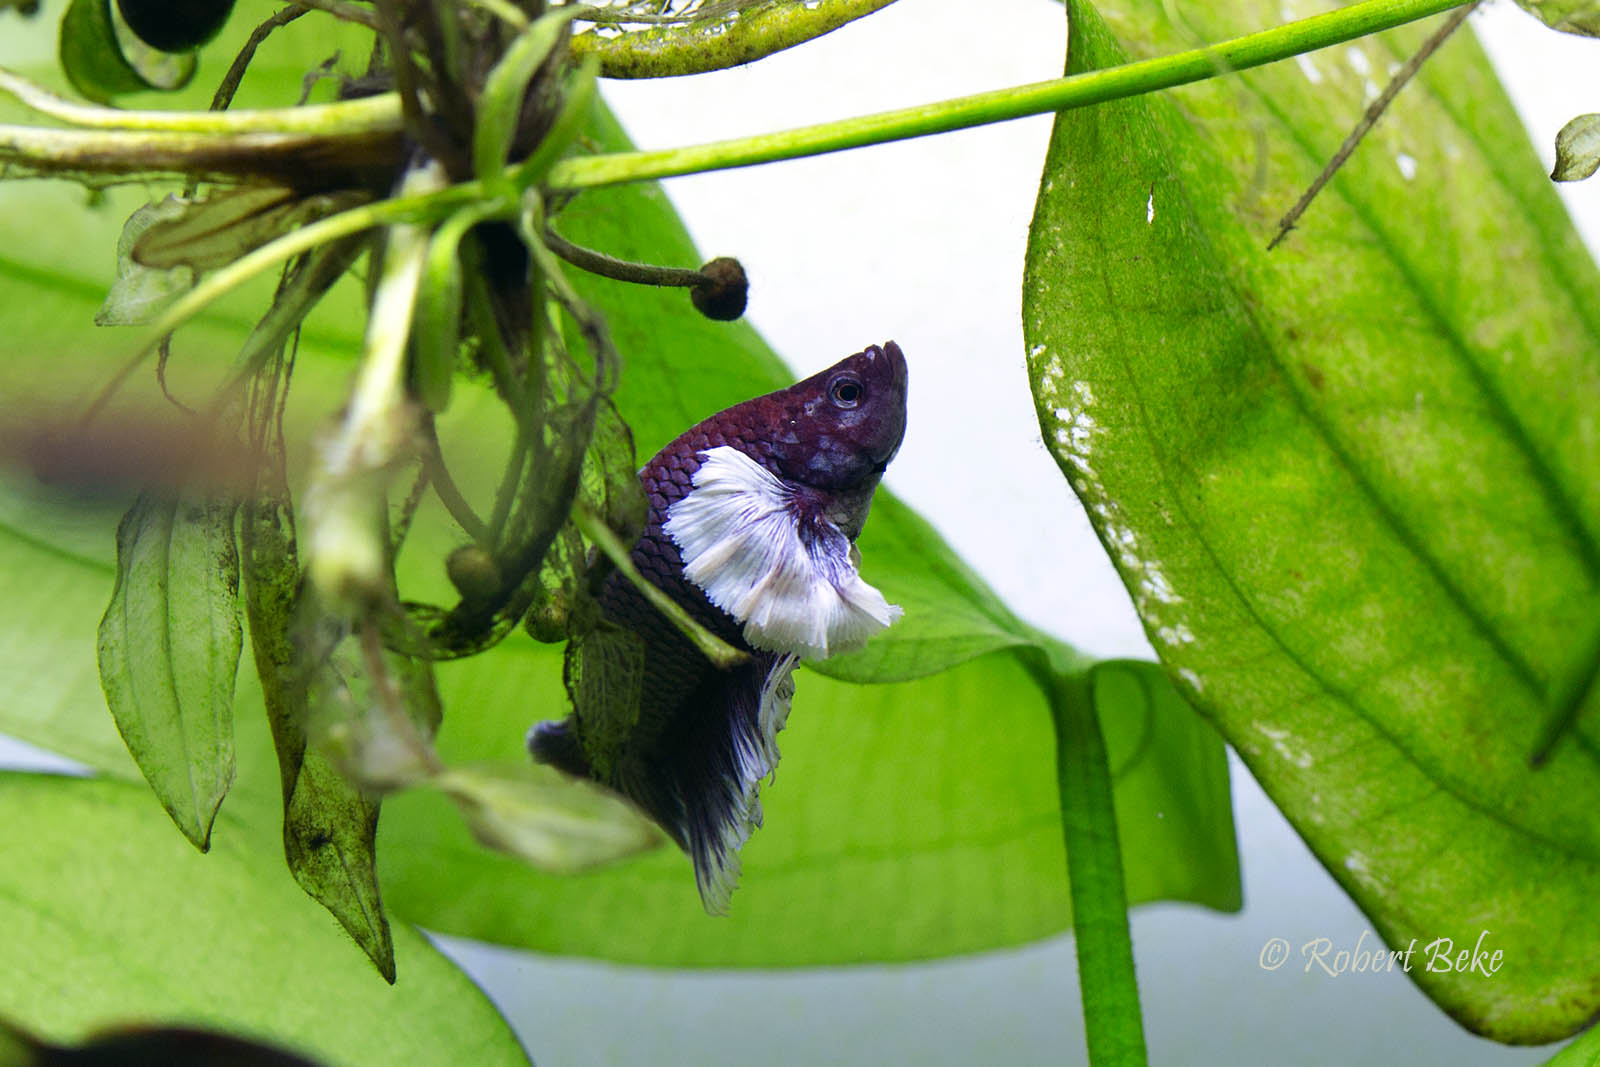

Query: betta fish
left=529, top=341, right=908, bottom=912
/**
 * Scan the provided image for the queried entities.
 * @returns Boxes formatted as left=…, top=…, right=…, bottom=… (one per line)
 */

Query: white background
left=3, top=1, right=1596, bottom=1064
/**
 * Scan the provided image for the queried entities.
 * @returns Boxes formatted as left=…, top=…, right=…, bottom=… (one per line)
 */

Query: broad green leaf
left=0, top=477, right=138, bottom=777
left=1024, top=0, right=1600, bottom=1042
left=0, top=773, right=527, bottom=1067
left=97, top=491, right=240, bottom=850
left=1552, top=112, right=1600, bottom=181
left=379, top=640, right=1237, bottom=965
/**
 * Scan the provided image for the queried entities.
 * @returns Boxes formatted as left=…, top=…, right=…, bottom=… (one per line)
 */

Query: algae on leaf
left=1025, top=0, right=1600, bottom=1042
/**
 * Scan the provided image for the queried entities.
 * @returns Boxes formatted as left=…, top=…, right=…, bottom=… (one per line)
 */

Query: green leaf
left=380, top=640, right=1237, bottom=965
left=433, top=761, right=664, bottom=873
left=0, top=773, right=527, bottom=1067
left=95, top=197, right=195, bottom=326
left=97, top=491, right=240, bottom=850
left=1510, top=0, right=1600, bottom=36
left=1024, top=0, right=1600, bottom=1042
left=1552, top=112, right=1600, bottom=181
left=241, top=405, right=396, bottom=983
left=58, top=0, right=194, bottom=104
left=0, top=477, right=138, bottom=778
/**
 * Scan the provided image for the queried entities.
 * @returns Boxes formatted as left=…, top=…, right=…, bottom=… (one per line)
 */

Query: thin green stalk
left=301, top=163, right=445, bottom=605
left=422, top=427, right=490, bottom=544
left=548, top=0, right=1468, bottom=191
left=0, top=68, right=400, bottom=132
left=199, top=234, right=367, bottom=425
left=543, top=226, right=708, bottom=289
left=1048, top=664, right=1146, bottom=1067
left=571, top=499, right=748, bottom=671
left=458, top=266, right=538, bottom=546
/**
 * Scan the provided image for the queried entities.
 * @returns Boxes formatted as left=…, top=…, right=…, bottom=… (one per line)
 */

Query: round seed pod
left=690, top=257, right=748, bottom=321
left=446, top=544, right=503, bottom=607
left=116, top=0, right=235, bottom=52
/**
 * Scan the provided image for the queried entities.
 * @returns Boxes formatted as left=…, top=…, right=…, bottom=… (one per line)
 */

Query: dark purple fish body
left=530, top=341, right=908, bottom=911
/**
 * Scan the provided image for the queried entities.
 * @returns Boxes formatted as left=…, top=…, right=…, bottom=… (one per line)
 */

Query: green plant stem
left=422, top=425, right=489, bottom=544
left=200, top=234, right=368, bottom=424
left=549, top=0, right=1468, bottom=191
left=1, top=0, right=1464, bottom=193
left=0, top=68, right=401, bottom=132
left=1050, top=666, right=1147, bottom=1067
left=544, top=226, right=708, bottom=289
left=570, top=0, right=899, bottom=79
left=301, top=163, right=445, bottom=605
left=571, top=499, right=748, bottom=671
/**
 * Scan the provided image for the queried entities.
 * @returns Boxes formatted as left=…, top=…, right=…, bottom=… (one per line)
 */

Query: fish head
left=765, top=340, right=908, bottom=498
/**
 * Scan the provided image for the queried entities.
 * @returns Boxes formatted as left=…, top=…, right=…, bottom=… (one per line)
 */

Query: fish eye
left=830, top=376, right=863, bottom=408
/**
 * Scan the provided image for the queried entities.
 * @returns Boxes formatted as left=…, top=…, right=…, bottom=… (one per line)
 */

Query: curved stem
left=549, top=0, right=1469, bottom=191
left=544, top=227, right=708, bottom=289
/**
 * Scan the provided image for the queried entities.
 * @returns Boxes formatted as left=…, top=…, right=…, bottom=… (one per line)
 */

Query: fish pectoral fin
left=664, top=445, right=901, bottom=660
